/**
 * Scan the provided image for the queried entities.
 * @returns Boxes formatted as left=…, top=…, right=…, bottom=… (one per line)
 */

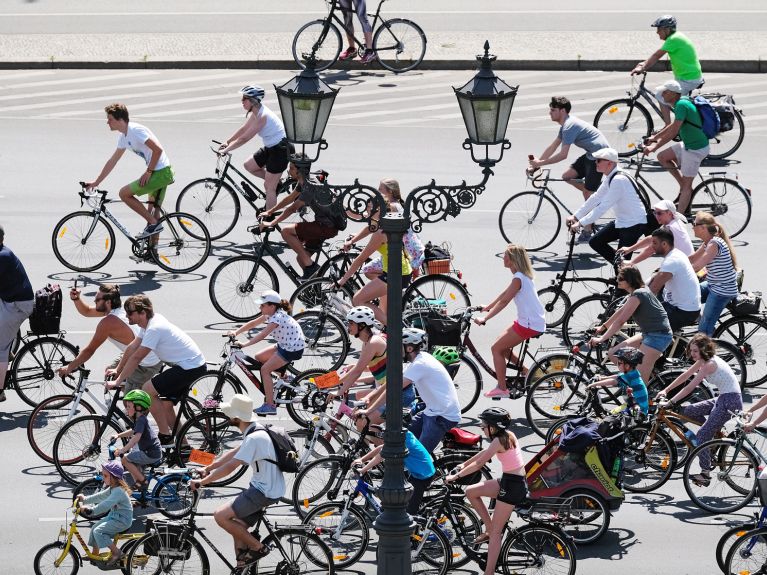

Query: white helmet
left=346, top=306, right=376, bottom=327
left=402, top=327, right=427, bottom=346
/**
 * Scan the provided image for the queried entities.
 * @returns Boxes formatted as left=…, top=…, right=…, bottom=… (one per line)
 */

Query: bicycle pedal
left=508, top=389, right=525, bottom=400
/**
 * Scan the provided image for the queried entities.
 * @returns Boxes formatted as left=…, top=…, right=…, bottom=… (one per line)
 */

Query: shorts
left=379, top=272, right=413, bottom=288
left=662, top=301, right=701, bottom=333
left=670, top=142, right=709, bottom=178
left=379, top=384, right=417, bottom=416
left=0, top=298, right=34, bottom=362
left=512, top=321, right=542, bottom=340
left=295, top=221, right=339, bottom=250
left=497, top=473, right=529, bottom=506
left=276, top=346, right=304, bottom=362
left=641, top=331, right=673, bottom=353
left=254, top=142, right=294, bottom=174
left=125, top=445, right=162, bottom=467
left=570, top=153, right=603, bottom=192
left=129, top=165, right=175, bottom=207
left=232, top=485, right=280, bottom=526
left=152, top=364, right=207, bottom=405
left=109, top=356, right=164, bottom=393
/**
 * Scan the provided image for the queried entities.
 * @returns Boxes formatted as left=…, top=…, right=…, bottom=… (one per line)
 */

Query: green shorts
left=129, top=165, right=174, bottom=207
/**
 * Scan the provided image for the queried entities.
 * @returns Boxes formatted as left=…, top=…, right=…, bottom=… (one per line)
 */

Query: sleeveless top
left=109, top=308, right=161, bottom=366
left=367, top=335, right=387, bottom=386
left=257, top=104, right=287, bottom=147
left=495, top=437, right=525, bottom=472
left=378, top=242, right=412, bottom=276
left=704, top=237, right=738, bottom=298
left=512, top=272, right=545, bottom=333
left=704, top=356, right=740, bottom=395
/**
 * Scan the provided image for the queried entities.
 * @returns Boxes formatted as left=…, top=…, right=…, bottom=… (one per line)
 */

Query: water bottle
left=684, top=430, right=698, bottom=447
left=611, top=455, right=623, bottom=481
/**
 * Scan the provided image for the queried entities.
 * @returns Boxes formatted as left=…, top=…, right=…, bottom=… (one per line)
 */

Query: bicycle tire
left=537, top=286, right=572, bottom=329
left=292, top=455, right=348, bottom=518
left=561, top=293, right=612, bottom=349
left=126, top=530, right=210, bottom=575
left=292, top=19, right=342, bottom=71
left=289, top=277, right=354, bottom=316
left=526, top=352, right=592, bottom=387
left=402, top=274, right=471, bottom=317
left=622, top=425, right=676, bottom=493
left=28, top=394, right=97, bottom=463
left=525, top=372, right=587, bottom=439
left=716, top=521, right=757, bottom=573
left=317, top=251, right=361, bottom=281
left=280, top=368, right=327, bottom=427
left=499, top=524, right=576, bottom=575
left=706, top=108, right=745, bottom=161
left=452, top=353, right=482, bottom=414
left=420, top=500, right=482, bottom=568
left=593, top=98, right=653, bottom=157
left=301, top=501, right=369, bottom=569
left=11, top=335, right=79, bottom=408
left=560, top=490, right=610, bottom=545
left=52, top=211, right=116, bottom=272
left=284, top=429, right=335, bottom=505
left=53, top=415, right=125, bottom=486
left=724, top=526, right=767, bottom=575
left=183, top=370, right=245, bottom=419
left=373, top=18, right=427, bottom=73
left=34, top=541, right=80, bottom=575
left=291, top=311, right=350, bottom=374
left=498, top=191, right=561, bottom=252
left=410, top=516, right=452, bottom=575
left=690, top=177, right=751, bottom=239
left=175, top=178, right=240, bottom=240
left=155, top=475, right=199, bottom=519
left=257, top=527, right=336, bottom=575
left=151, top=212, right=211, bottom=273
left=714, top=315, right=767, bottom=387
left=208, top=255, right=279, bottom=321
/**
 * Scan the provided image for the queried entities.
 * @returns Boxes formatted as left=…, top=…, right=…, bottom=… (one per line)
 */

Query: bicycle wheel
left=28, top=395, right=96, bottom=463
left=209, top=255, right=279, bottom=321
left=176, top=412, right=247, bottom=488
left=410, top=516, right=451, bottom=575
left=289, top=277, right=354, bottom=316
left=593, top=98, right=652, bottom=157
left=716, top=521, right=757, bottom=573
left=291, top=311, right=349, bottom=375
left=683, top=438, right=759, bottom=514
left=525, top=372, right=586, bottom=439
left=183, top=370, right=245, bottom=419
left=151, top=212, right=210, bottom=273
left=725, top=527, right=767, bottom=575
left=280, top=368, right=329, bottom=427
left=691, top=177, right=751, bottom=238
left=34, top=541, right=80, bottom=575
left=420, top=500, right=482, bottom=569
left=284, top=429, right=335, bottom=505
left=373, top=18, right=427, bottom=73
left=707, top=109, right=745, bottom=161
left=498, top=191, right=561, bottom=252
left=292, top=455, right=348, bottom=518
left=53, top=415, right=125, bottom=485
left=292, top=20, right=342, bottom=71
left=622, top=425, right=676, bottom=493
left=257, top=528, right=335, bottom=575
left=500, top=524, right=576, bottom=575
left=403, top=274, right=471, bottom=316
left=52, top=211, right=116, bottom=272
left=561, top=293, right=611, bottom=348
left=175, top=178, right=240, bottom=240
left=537, top=287, right=572, bottom=329
left=714, top=315, right=767, bottom=387
left=302, top=502, right=369, bottom=569
left=451, top=354, right=483, bottom=414
left=12, top=336, right=79, bottom=408
left=561, top=490, right=610, bottom=545
left=155, top=475, right=199, bottom=519
left=126, top=531, right=209, bottom=575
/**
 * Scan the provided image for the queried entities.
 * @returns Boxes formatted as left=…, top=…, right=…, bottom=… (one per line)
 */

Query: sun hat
left=102, top=460, right=125, bottom=480
left=220, top=393, right=258, bottom=423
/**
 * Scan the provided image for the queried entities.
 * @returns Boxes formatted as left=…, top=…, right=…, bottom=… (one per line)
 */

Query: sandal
left=236, top=545, right=271, bottom=567
left=105, top=551, right=123, bottom=567
left=471, top=532, right=490, bottom=545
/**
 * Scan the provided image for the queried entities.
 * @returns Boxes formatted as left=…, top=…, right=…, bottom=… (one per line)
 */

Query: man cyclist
left=338, top=0, right=377, bottom=64
left=86, top=103, right=173, bottom=240
left=528, top=96, right=610, bottom=243
left=632, top=15, right=704, bottom=126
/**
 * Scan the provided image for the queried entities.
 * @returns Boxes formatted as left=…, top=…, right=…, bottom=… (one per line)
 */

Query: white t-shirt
left=403, top=352, right=461, bottom=421
left=667, top=216, right=694, bottom=256
left=138, top=313, right=205, bottom=370
left=659, top=248, right=701, bottom=312
left=236, top=423, right=285, bottom=500
left=512, top=272, right=546, bottom=333
left=117, top=122, right=170, bottom=170
left=267, top=310, right=305, bottom=352
left=109, top=308, right=160, bottom=367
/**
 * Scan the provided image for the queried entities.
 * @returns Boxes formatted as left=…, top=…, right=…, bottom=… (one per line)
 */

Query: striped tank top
left=368, top=336, right=387, bottom=385
left=705, top=237, right=738, bottom=298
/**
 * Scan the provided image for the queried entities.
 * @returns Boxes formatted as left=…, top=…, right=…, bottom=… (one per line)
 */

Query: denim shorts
left=277, top=346, right=304, bottom=362
left=642, top=331, right=673, bottom=353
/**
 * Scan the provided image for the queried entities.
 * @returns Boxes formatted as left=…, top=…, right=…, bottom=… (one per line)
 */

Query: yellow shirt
left=378, top=242, right=412, bottom=276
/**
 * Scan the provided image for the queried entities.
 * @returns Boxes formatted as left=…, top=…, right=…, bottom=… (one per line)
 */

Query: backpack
left=685, top=95, right=720, bottom=139
left=245, top=424, right=300, bottom=473
left=557, top=417, right=601, bottom=453
left=29, top=283, right=62, bottom=335
left=423, top=241, right=451, bottom=262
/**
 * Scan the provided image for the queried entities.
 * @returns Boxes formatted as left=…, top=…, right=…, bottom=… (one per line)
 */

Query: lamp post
left=276, top=41, right=517, bottom=575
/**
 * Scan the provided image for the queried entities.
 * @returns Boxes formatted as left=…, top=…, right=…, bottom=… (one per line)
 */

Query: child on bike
left=75, top=461, right=133, bottom=567
left=228, top=290, right=305, bottom=416
left=586, top=346, right=649, bottom=414
left=110, top=389, right=162, bottom=493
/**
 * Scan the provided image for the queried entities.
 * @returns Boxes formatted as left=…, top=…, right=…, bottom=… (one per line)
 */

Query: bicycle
left=292, top=0, right=427, bottom=73
left=593, top=71, right=745, bottom=160
left=712, top=308, right=767, bottom=388
left=52, top=184, right=211, bottom=273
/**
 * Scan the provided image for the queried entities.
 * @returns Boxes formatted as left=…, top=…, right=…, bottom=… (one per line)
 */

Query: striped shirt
left=618, top=369, right=649, bottom=414
left=705, top=237, right=738, bottom=298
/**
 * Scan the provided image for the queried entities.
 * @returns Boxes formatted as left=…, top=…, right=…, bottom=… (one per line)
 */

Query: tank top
left=704, top=237, right=738, bottom=298
left=704, top=356, right=740, bottom=395
left=512, top=272, right=545, bottom=333
left=367, top=336, right=387, bottom=385
left=495, top=436, right=525, bottom=472
left=378, top=242, right=412, bottom=276
left=256, top=104, right=287, bottom=148
left=109, top=308, right=161, bottom=366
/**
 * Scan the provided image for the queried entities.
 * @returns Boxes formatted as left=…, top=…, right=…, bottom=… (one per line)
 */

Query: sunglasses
left=693, top=222, right=705, bottom=227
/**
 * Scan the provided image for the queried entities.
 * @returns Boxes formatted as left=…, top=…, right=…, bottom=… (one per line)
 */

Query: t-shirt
left=117, top=122, right=170, bottom=169
left=267, top=310, right=305, bottom=352
left=378, top=241, right=412, bottom=276
left=558, top=115, right=610, bottom=159
left=512, top=272, right=546, bottom=333
left=403, top=352, right=461, bottom=421
left=667, top=217, right=694, bottom=256
left=662, top=32, right=702, bottom=81
left=659, top=248, right=701, bottom=312
left=674, top=98, right=710, bottom=151
left=138, top=313, right=205, bottom=370
left=237, top=423, right=286, bottom=500
left=617, top=369, right=649, bottom=414
left=631, top=288, right=671, bottom=335
left=109, top=308, right=161, bottom=367
left=133, top=414, right=162, bottom=459
left=0, top=245, right=33, bottom=302
left=404, top=431, right=436, bottom=480
left=298, top=178, right=344, bottom=229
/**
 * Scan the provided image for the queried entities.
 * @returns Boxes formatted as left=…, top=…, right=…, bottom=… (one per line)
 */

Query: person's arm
left=690, top=242, right=718, bottom=273
left=591, top=296, right=640, bottom=344
left=666, top=361, right=714, bottom=404
left=114, top=345, right=151, bottom=388
left=68, top=288, right=103, bottom=318
left=648, top=271, right=672, bottom=296
left=195, top=458, right=243, bottom=488
left=336, top=342, right=382, bottom=395
left=85, top=148, right=125, bottom=189
left=620, top=235, right=651, bottom=256
left=265, top=198, right=303, bottom=227
left=355, top=445, right=384, bottom=474
left=632, top=48, right=667, bottom=75
left=476, top=277, right=520, bottom=324
left=229, top=315, right=266, bottom=337
left=263, top=190, right=301, bottom=218
left=587, top=374, right=619, bottom=389
left=575, top=178, right=624, bottom=227
left=220, top=114, right=264, bottom=154
left=339, top=232, right=386, bottom=285
left=657, top=360, right=703, bottom=398
left=110, top=337, right=142, bottom=375
left=58, top=316, right=119, bottom=376
left=446, top=439, right=501, bottom=482
left=239, top=322, right=277, bottom=348
left=364, top=382, right=392, bottom=414
left=530, top=138, right=567, bottom=168
left=572, top=184, right=607, bottom=225
left=645, top=120, right=682, bottom=151
left=746, top=395, right=767, bottom=430
left=625, top=243, right=655, bottom=266
left=114, top=430, right=142, bottom=456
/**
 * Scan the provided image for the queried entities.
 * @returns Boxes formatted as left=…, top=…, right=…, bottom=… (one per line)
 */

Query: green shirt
left=662, top=32, right=702, bottom=81
left=674, top=98, right=710, bottom=150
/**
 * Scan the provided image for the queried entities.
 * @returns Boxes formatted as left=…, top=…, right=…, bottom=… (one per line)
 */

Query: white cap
left=592, top=147, right=619, bottom=163
left=254, top=290, right=282, bottom=305
left=659, top=80, right=683, bottom=94
left=652, top=199, right=686, bottom=222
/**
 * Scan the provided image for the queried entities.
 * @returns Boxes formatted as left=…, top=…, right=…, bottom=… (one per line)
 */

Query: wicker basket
left=426, top=259, right=451, bottom=275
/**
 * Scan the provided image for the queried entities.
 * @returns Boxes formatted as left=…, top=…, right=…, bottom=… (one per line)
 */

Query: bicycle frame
left=54, top=505, right=142, bottom=565
left=7, top=330, right=72, bottom=390
left=528, top=170, right=578, bottom=217
left=321, top=0, right=386, bottom=51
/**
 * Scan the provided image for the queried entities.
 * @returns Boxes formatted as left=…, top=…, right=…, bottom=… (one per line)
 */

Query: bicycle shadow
left=48, top=270, right=207, bottom=292
left=0, top=409, right=30, bottom=432
left=574, top=527, right=638, bottom=560
left=529, top=253, right=608, bottom=274
left=625, top=490, right=715, bottom=525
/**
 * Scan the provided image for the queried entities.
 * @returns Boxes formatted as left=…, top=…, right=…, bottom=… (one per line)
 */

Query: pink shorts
left=512, top=321, right=542, bottom=340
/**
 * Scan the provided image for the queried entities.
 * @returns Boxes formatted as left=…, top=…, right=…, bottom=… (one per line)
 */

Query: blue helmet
left=240, top=85, right=265, bottom=102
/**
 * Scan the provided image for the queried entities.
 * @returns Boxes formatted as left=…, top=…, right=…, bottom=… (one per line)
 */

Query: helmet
left=346, top=306, right=376, bottom=327
left=240, top=85, right=265, bottom=102
left=102, top=460, right=124, bottom=481
left=402, top=327, right=427, bottom=347
left=432, top=346, right=460, bottom=365
left=614, top=346, right=645, bottom=367
left=651, top=15, right=677, bottom=29
left=479, top=407, right=512, bottom=429
left=124, top=389, right=152, bottom=410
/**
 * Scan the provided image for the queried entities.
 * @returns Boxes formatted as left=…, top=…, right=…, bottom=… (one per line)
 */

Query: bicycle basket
left=425, top=315, right=462, bottom=348
left=426, top=259, right=452, bottom=275
left=143, top=519, right=193, bottom=559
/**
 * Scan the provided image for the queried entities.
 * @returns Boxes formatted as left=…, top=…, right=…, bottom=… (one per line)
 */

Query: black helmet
left=479, top=407, right=511, bottom=429
left=651, top=15, right=677, bottom=29
left=614, top=346, right=645, bottom=367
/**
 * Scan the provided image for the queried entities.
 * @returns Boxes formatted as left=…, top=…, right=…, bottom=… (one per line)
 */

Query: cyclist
left=648, top=226, right=701, bottom=331
left=338, top=0, right=377, bottom=64
left=475, top=244, right=545, bottom=399
left=0, top=224, right=34, bottom=402
left=528, top=96, right=610, bottom=243
left=619, top=199, right=694, bottom=265
left=446, top=407, right=527, bottom=575
left=587, top=346, right=650, bottom=414
left=190, top=394, right=283, bottom=569
left=642, top=80, right=710, bottom=215
left=110, top=295, right=206, bottom=447
left=218, top=86, right=293, bottom=211
left=656, top=334, right=742, bottom=486
left=228, top=290, right=305, bottom=416
left=567, top=147, right=648, bottom=267
left=85, top=103, right=173, bottom=240
left=632, top=15, right=704, bottom=126
left=57, top=284, right=162, bottom=392
left=688, top=212, right=739, bottom=336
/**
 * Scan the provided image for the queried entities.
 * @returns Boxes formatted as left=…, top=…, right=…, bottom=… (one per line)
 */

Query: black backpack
left=245, top=424, right=300, bottom=473
left=29, top=284, right=62, bottom=335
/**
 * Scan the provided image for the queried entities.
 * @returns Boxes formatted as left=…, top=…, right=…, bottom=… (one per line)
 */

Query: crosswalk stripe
left=0, top=70, right=56, bottom=81
left=5, top=70, right=158, bottom=91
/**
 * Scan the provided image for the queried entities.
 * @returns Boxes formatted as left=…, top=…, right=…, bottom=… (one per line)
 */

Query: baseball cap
left=592, top=147, right=619, bottom=163
left=652, top=199, right=685, bottom=221
left=254, top=290, right=282, bottom=305
left=659, top=80, right=683, bottom=94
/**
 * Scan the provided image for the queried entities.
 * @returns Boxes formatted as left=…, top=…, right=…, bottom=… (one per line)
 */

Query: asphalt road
left=2, top=68, right=766, bottom=574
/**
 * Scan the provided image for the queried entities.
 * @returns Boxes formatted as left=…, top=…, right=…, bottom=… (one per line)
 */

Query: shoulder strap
left=608, top=171, right=649, bottom=211
left=681, top=96, right=703, bottom=129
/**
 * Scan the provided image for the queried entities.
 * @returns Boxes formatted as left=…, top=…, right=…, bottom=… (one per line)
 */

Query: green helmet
left=432, top=346, right=460, bottom=365
left=123, top=389, right=152, bottom=410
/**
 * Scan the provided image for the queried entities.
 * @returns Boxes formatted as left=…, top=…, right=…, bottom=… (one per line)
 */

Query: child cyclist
left=110, top=389, right=162, bottom=493
left=586, top=346, right=649, bottom=414
left=446, top=407, right=528, bottom=575
left=228, top=290, right=305, bottom=416
left=76, top=461, right=133, bottom=567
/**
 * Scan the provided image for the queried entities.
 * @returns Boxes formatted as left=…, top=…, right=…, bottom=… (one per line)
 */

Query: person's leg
left=490, top=325, right=525, bottom=391
left=256, top=346, right=286, bottom=406
left=466, top=479, right=501, bottom=536
left=562, top=166, right=591, bottom=200
left=282, top=224, right=313, bottom=268
left=263, top=171, right=282, bottom=212
left=678, top=176, right=695, bottom=214
left=484, top=501, right=516, bottom=575
left=351, top=279, right=388, bottom=325
left=406, top=474, right=434, bottom=515
left=119, top=184, right=157, bottom=225
left=339, top=0, right=356, bottom=47
left=142, top=380, right=172, bottom=435
left=699, top=289, right=733, bottom=337
left=588, top=220, right=620, bottom=263
left=417, top=415, right=458, bottom=453
left=243, top=156, right=266, bottom=181
left=121, top=454, right=143, bottom=489
left=694, top=394, right=743, bottom=470
left=214, top=501, right=264, bottom=555
left=637, top=342, right=663, bottom=385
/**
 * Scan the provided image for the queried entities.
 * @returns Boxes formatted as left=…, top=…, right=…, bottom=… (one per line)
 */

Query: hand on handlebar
left=473, top=316, right=487, bottom=326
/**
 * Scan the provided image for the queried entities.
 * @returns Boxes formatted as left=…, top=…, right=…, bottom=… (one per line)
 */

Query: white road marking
left=4, top=10, right=767, bottom=16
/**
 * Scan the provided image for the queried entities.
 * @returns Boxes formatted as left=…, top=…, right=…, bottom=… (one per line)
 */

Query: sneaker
left=338, top=47, right=357, bottom=61
left=301, top=262, right=320, bottom=280
left=254, top=403, right=277, bottom=416
left=690, top=472, right=711, bottom=487
left=0, top=390, right=5, bottom=402
left=360, top=50, right=377, bottom=64
left=575, top=229, right=593, bottom=245
left=135, top=222, right=164, bottom=239
left=484, top=387, right=510, bottom=399
left=157, top=433, right=175, bottom=447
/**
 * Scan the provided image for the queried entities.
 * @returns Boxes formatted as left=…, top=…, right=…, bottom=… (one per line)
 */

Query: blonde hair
left=504, top=244, right=534, bottom=279
left=380, top=178, right=403, bottom=210
left=695, top=212, right=738, bottom=269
